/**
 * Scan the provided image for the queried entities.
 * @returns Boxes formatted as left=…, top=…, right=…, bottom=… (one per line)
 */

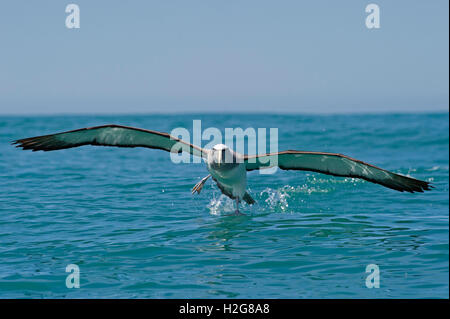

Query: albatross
left=13, top=124, right=432, bottom=215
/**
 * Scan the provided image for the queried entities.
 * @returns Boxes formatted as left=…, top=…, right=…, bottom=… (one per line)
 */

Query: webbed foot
left=191, top=174, right=211, bottom=194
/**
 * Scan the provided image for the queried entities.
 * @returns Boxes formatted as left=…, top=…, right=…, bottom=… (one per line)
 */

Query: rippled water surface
left=0, top=113, right=448, bottom=298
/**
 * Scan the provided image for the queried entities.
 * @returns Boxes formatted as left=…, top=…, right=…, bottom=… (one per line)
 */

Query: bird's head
left=211, top=144, right=236, bottom=169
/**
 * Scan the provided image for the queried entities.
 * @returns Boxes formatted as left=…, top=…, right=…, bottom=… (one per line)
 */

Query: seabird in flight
left=13, top=124, right=432, bottom=215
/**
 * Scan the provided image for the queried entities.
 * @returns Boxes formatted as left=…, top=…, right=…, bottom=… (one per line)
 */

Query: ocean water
left=0, top=113, right=448, bottom=299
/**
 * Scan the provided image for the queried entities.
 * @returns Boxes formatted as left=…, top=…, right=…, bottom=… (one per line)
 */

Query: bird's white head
left=212, top=144, right=228, bottom=151
left=211, top=144, right=236, bottom=169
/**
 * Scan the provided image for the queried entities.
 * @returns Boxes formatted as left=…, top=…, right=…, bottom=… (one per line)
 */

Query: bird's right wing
left=244, top=151, right=432, bottom=193
left=13, top=124, right=207, bottom=158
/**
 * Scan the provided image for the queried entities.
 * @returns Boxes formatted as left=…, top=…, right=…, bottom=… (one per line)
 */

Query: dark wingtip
left=11, top=136, right=51, bottom=152
left=387, top=173, right=434, bottom=193
left=12, top=140, right=27, bottom=150
left=12, top=140, right=36, bottom=151
left=12, top=140, right=25, bottom=149
left=417, top=181, right=433, bottom=192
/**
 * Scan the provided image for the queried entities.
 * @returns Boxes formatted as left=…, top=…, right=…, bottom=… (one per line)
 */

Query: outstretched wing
left=244, top=151, right=431, bottom=193
left=12, top=124, right=206, bottom=158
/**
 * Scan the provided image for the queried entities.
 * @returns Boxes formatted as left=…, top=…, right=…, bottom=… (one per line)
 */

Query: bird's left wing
left=244, top=151, right=431, bottom=193
left=13, top=124, right=207, bottom=158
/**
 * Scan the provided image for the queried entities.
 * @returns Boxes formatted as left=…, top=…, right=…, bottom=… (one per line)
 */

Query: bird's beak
left=215, top=151, right=222, bottom=167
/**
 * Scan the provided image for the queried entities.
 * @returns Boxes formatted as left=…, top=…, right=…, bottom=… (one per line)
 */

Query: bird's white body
left=206, top=144, right=247, bottom=200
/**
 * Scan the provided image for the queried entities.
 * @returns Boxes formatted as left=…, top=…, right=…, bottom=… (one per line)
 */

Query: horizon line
left=0, top=110, right=448, bottom=117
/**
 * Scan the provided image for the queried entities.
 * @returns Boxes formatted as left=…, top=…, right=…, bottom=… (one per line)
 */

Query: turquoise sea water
left=0, top=113, right=448, bottom=298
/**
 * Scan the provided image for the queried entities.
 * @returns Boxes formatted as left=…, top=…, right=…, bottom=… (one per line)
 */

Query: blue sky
left=0, top=0, right=448, bottom=114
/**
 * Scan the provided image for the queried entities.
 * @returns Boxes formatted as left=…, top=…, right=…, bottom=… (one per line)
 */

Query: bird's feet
left=191, top=175, right=211, bottom=194
left=191, top=182, right=203, bottom=194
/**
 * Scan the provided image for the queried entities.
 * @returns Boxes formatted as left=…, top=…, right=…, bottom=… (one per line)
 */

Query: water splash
left=207, top=181, right=336, bottom=215
left=259, top=181, right=341, bottom=213
left=305, top=174, right=363, bottom=186
left=260, top=187, right=291, bottom=212
left=207, top=194, right=236, bottom=215
left=426, top=165, right=448, bottom=172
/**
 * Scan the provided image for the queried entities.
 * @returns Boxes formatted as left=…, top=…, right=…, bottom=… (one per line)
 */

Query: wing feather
left=244, top=151, right=431, bottom=193
left=12, top=124, right=206, bottom=158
